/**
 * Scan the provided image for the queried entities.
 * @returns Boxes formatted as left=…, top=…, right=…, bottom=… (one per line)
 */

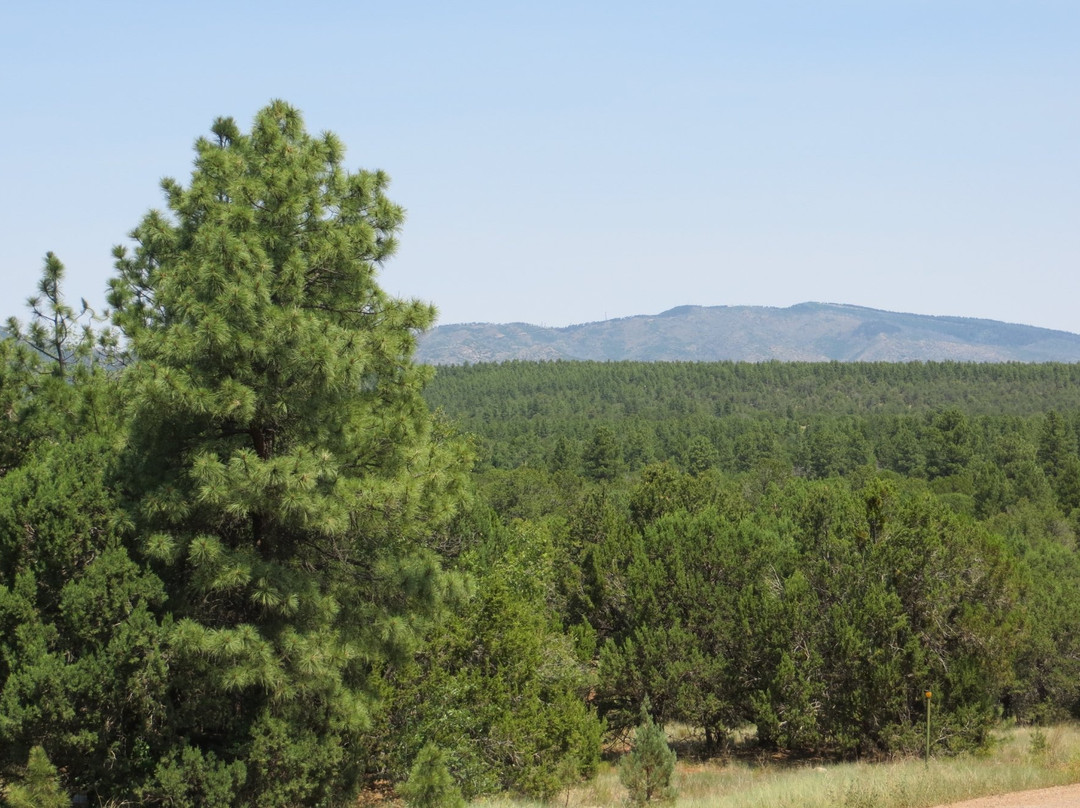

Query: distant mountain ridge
left=415, top=303, right=1080, bottom=364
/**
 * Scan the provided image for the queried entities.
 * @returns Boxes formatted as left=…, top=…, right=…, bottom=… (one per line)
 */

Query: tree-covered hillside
left=425, top=360, right=1080, bottom=483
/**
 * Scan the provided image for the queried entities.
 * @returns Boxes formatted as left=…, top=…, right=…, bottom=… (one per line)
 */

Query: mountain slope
left=416, top=303, right=1080, bottom=364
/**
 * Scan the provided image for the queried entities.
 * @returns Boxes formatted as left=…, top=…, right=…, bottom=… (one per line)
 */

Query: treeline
left=427, top=359, right=1080, bottom=422
left=426, top=361, right=1080, bottom=518
left=422, top=359, right=1080, bottom=754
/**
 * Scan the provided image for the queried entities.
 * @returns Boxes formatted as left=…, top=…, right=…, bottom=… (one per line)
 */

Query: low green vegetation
left=477, top=724, right=1080, bottom=808
left=2, top=746, right=69, bottom=808
left=620, top=703, right=678, bottom=804
left=4, top=100, right=1080, bottom=805
left=399, top=744, right=467, bottom=808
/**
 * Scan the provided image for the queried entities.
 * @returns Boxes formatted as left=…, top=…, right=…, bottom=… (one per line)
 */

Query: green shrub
left=620, top=702, right=677, bottom=804
left=146, top=745, right=246, bottom=808
left=399, top=744, right=466, bottom=808
left=3, top=746, right=68, bottom=808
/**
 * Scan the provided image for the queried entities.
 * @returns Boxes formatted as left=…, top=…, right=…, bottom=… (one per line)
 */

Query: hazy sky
left=2, top=2, right=1077, bottom=332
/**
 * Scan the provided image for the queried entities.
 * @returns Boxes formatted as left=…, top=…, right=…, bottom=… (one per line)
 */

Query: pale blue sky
left=2, top=2, right=1077, bottom=332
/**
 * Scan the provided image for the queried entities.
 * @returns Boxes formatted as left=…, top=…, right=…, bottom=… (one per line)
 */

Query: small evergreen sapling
left=3, top=746, right=69, bottom=808
left=619, top=701, right=676, bottom=804
left=399, top=743, right=465, bottom=808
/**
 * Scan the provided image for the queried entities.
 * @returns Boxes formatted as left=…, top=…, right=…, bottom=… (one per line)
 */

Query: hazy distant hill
left=416, top=303, right=1080, bottom=364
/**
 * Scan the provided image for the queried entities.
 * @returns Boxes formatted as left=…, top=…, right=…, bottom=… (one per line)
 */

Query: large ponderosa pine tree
left=107, top=101, right=470, bottom=805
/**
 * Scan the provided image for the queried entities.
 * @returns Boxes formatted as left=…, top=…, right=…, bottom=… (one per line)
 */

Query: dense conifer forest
left=3, top=103, right=1080, bottom=805
left=422, top=360, right=1080, bottom=757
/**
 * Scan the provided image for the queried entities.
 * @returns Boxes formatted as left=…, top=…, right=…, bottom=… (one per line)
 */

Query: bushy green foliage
left=599, top=476, right=1019, bottom=756
left=145, top=746, right=247, bottom=808
left=364, top=512, right=602, bottom=800
left=0, top=435, right=168, bottom=796
left=620, top=702, right=676, bottom=804
left=398, top=744, right=466, bottom=808
left=599, top=504, right=771, bottom=743
left=3, top=746, right=68, bottom=808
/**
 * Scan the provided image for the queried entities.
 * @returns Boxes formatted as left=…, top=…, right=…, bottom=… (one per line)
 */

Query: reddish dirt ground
left=930, top=784, right=1080, bottom=808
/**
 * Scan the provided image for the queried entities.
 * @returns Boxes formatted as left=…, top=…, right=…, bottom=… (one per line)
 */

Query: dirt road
left=931, top=783, right=1080, bottom=808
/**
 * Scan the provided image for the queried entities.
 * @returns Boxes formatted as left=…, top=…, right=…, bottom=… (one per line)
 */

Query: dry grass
left=470, top=723, right=1080, bottom=808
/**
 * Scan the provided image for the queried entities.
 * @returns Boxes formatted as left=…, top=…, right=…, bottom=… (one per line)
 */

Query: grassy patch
left=467, top=723, right=1080, bottom=808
